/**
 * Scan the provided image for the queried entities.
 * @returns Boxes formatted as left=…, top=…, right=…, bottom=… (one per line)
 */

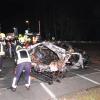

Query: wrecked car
left=28, top=41, right=89, bottom=84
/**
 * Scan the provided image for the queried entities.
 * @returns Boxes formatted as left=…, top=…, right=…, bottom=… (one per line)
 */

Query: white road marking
left=40, top=82, right=58, bottom=100
left=76, top=73, right=100, bottom=85
left=0, top=78, right=4, bottom=81
left=94, top=68, right=100, bottom=72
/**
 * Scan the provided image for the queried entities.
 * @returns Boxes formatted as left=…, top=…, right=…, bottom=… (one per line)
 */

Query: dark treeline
left=0, top=0, right=100, bottom=41
left=39, top=1, right=100, bottom=41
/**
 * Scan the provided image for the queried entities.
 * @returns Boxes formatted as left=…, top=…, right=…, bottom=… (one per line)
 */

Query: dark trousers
left=15, top=62, right=31, bottom=85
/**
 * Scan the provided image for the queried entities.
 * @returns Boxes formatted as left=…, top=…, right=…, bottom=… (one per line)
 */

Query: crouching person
left=11, top=45, right=32, bottom=92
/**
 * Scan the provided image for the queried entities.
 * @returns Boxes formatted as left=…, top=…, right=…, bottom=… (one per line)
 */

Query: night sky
left=0, top=0, right=100, bottom=41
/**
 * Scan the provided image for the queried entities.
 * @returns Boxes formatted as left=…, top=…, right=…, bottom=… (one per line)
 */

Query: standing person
left=11, top=45, right=32, bottom=92
left=0, top=41, right=6, bottom=71
left=0, top=34, right=6, bottom=71
left=13, top=27, right=18, bottom=36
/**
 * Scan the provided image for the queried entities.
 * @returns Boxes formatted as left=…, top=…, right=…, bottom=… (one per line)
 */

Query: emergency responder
left=0, top=42, right=5, bottom=71
left=0, top=33, right=6, bottom=40
left=11, top=45, right=32, bottom=92
left=0, top=33, right=6, bottom=71
left=18, top=34, right=25, bottom=44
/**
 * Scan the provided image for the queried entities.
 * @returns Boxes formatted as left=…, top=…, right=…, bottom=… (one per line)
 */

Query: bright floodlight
left=25, top=20, right=29, bottom=23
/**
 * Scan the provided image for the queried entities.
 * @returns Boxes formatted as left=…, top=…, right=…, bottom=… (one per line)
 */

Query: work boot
left=25, top=86, right=30, bottom=90
left=11, top=87, right=16, bottom=92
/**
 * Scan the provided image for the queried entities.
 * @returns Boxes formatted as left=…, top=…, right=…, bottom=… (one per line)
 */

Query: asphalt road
left=0, top=43, right=100, bottom=100
left=0, top=57, right=99, bottom=100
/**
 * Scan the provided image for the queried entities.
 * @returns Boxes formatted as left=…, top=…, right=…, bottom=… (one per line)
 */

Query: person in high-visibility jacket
left=0, top=33, right=5, bottom=40
left=0, top=33, right=6, bottom=71
left=11, top=45, right=32, bottom=91
left=0, top=42, right=6, bottom=72
left=18, top=36, right=25, bottom=44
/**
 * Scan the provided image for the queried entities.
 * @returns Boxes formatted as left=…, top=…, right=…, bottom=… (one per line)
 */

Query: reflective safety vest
left=0, top=42, right=5, bottom=56
left=16, top=48, right=31, bottom=64
left=18, top=37, right=25, bottom=43
left=16, top=45, right=22, bottom=51
left=0, top=33, right=5, bottom=40
left=24, top=35, right=28, bottom=42
left=24, top=35, right=31, bottom=42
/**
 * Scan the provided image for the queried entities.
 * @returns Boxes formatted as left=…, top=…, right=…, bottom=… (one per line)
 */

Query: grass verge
left=58, top=86, right=100, bottom=100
